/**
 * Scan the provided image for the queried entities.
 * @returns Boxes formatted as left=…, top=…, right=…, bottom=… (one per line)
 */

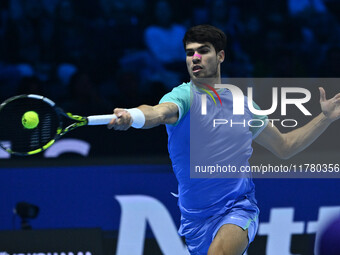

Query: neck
left=192, top=77, right=221, bottom=90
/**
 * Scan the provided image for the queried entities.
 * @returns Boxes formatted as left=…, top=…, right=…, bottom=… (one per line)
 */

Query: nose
left=192, top=53, right=201, bottom=64
left=193, top=58, right=200, bottom=64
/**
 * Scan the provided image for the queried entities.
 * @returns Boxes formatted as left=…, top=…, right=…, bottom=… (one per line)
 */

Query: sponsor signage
left=0, top=165, right=339, bottom=254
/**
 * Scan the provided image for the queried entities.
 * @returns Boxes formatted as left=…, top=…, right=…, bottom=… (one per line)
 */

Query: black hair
left=183, top=24, right=226, bottom=53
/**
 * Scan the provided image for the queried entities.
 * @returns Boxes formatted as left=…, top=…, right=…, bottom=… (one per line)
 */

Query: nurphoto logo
left=200, top=83, right=312, bottom=128
left=201, top=84, right=311, bottom=116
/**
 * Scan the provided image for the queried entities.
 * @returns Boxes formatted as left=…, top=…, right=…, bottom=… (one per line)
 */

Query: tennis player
left=108, top=25, right=340, bottom=255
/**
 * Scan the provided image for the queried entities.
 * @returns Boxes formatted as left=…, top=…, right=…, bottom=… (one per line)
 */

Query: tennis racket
left=0, top=94, right=117, bottom=156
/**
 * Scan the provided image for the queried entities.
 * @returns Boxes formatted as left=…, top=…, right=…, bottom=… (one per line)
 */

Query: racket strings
left=0, top=97, right=60, bottom=155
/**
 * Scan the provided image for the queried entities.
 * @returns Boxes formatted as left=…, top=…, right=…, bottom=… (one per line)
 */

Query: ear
left=217, top=50, right=225, bottom=63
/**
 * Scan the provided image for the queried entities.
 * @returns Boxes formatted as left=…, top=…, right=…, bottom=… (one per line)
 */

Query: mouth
left=192, top=65, right=203, bottom=73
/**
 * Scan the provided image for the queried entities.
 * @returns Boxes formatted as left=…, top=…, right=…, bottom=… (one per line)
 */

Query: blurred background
left=1, top=0, right=340, bottom=160
left=0, top=0, right=340, bottom=255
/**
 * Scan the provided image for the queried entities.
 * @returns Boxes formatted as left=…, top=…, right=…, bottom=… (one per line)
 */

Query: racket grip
left=87, top=114, right=117, bottom=125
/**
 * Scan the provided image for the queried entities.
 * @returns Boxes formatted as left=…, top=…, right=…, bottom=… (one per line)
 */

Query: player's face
left=185, top=42, right=224, bottom=81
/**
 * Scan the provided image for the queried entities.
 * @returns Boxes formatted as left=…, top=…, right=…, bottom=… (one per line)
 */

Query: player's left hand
left=319, top=87, right=340, bottom=122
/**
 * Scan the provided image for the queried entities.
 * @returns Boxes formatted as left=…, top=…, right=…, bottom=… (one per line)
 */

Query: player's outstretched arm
left=107, top=103, right=179, bottom=130
left=254, top=87, right=340, bottom=159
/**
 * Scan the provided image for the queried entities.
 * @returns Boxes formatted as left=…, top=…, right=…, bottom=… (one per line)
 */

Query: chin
left=191, top=75, right=201, bottom=81
left=193, top=71, right=205, bottom=78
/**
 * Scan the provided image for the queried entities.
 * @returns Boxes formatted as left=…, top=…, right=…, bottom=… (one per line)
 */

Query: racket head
left=0, top=94, right=62, bottom=156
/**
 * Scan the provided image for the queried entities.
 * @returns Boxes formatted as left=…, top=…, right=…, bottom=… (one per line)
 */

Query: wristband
left=126, top=108, right=145, bottom=128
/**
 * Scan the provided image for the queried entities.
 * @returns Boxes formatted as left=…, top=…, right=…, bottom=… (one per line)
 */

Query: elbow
left=277, top=151, right=293, bottom=160
left=275, top=139, right=294, bottom=159
left=159, top=114, right=167, bottom=124
left=157, top=109, right=168, bottom=124
left=158, top=110, right=177, bottom=125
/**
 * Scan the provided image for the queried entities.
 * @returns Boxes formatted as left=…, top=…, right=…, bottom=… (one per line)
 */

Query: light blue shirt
left=160, top=82, right=268, bottom=219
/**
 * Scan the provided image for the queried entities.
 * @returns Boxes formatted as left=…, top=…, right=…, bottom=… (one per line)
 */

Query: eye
left=198, top=49, right=209, bottom=54
left=186, top=51, right=194, bottom=57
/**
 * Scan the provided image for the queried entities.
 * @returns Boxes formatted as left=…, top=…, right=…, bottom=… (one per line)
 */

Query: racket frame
left=0, top=94, right=89, bottom=156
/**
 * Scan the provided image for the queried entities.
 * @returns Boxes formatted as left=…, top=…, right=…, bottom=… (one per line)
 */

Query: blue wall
left=1, top=164, right=340, bottom=254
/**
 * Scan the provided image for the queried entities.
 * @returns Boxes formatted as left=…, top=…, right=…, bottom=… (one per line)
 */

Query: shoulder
left=161, top=82, right=190, bottom=99
left=159, top=82, right=191, bottom=125
left=174, top=82, right=191, bottom=92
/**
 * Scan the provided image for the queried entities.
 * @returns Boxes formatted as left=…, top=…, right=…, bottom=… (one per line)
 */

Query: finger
left=334, top=93, right=340, bottom=100
left=114, top=108, right=127, bottom=116
left=107, top=117, right=117, bottom=129
left=109, top=109, right=132, bottom=130
left=107, top=114, right=119, bottom=129
left=109, top=108, right=126, bottom=129
left=334, top=97, right=340, bottom=104
left=113, top=114, right=132, bottom=130
left=319, top=87, right=326, bottom=102
left=117, top=111, right=133, bottom=126
left=114, top=123, right=129, bottom=131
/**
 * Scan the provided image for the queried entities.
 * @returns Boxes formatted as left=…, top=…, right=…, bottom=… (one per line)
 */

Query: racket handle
left=87, top=114, right=117, bottom=125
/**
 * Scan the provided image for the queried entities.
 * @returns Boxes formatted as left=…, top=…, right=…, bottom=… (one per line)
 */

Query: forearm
left=108, top=103, right=178, bottom=131
left=256, top=87, right=340, bottom=159
left=137, top=103, right=178, bottom=129
left=281, top=113, right=332, bottom=158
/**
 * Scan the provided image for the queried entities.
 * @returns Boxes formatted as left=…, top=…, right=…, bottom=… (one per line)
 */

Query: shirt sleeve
left=250, top=101, right=269, bottom=139
left=159, top=83, right=190, bottom=126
